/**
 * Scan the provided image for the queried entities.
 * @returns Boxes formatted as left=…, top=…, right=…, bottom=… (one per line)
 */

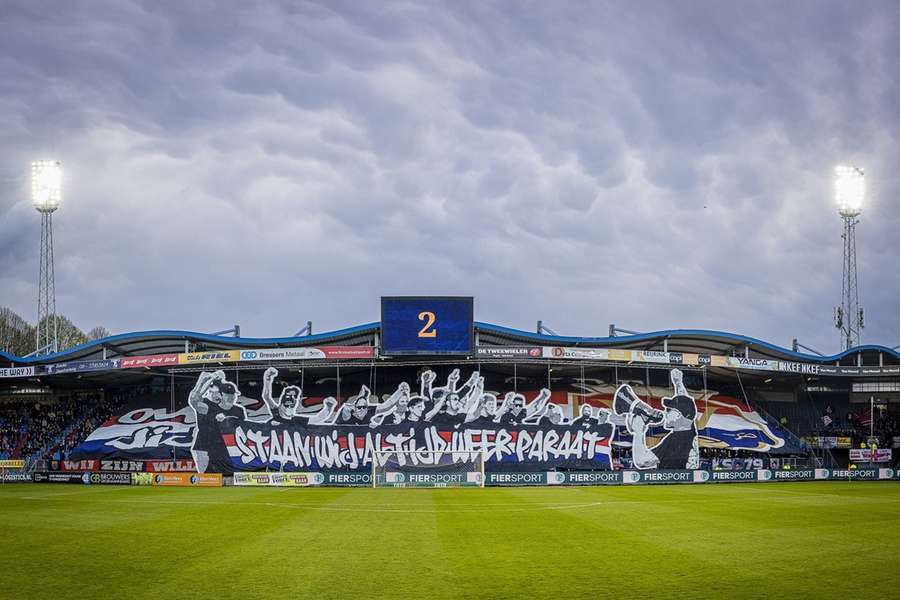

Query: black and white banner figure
left=614, top=369, right=699, bottom=469
left=184, top=367, right=617, bottom=473
left=75, top=368, right=789, bottom=470
left=188, top=370, right=248, bottom=473
left=262, top=367, right=302, bottom=424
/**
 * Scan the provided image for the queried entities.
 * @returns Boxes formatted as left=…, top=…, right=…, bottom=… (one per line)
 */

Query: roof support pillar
left=537, top=321, right=558, bottom=336
left=663, top=339, right=668, bottom=353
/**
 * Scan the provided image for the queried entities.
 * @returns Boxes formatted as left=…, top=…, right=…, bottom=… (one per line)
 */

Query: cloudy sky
left=1, top=0, right=897, bottom=353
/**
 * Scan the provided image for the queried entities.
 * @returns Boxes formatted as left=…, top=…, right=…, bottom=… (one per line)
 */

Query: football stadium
left=3, top=296, right=900, bottom=598
left=4, top=3, right=900, bottom=598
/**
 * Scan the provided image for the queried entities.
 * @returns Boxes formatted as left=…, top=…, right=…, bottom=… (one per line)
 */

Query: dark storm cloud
left=0, top=0, right=898, bottom=353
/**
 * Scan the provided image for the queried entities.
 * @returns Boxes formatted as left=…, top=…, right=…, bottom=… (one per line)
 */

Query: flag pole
left=870, top=396, right=874, bottom=439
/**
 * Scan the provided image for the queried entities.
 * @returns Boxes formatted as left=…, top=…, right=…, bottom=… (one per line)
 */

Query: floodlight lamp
left=835, top=164, right=864, bottom=217
left=31, top=160, right=62, bottom=213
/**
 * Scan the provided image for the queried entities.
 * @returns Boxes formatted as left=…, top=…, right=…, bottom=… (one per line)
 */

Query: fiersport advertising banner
left=70, top=367, right=789, bottom=475
left=229, top=468, right=900, bottom=487
left=21, top=468, right=900, bottom=487
left=488, top=471, right=623, bottom=486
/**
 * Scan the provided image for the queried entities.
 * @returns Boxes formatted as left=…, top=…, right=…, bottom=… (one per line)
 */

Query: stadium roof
left=2, top=321, right=898, bottom=367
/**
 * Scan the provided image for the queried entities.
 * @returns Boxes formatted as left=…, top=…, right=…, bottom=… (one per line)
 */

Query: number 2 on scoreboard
left=417, top=311, right=437, bottom=338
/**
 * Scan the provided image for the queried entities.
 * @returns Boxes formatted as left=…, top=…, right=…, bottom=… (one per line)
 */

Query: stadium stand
left=0, top=393, right=124, bottom=468
left=2, top=320, right=898, bottom=474
left=3, top=392, right=896, bottom=472
left=754, top=394, right=898, bottom=441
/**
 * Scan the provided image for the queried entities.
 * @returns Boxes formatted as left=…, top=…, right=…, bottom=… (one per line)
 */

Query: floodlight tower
left=31, top=160, right=62, bottom=354
left=833, top=165, right=865, bottom=351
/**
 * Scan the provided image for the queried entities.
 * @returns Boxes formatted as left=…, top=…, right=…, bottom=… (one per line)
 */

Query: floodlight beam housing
left=835, top=164, right=864, bottom=217
left=31, top=160, right=62, bottom=213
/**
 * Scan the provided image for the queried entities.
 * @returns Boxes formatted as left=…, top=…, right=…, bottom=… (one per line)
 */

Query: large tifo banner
left=72, top=368, right=787, bottom=475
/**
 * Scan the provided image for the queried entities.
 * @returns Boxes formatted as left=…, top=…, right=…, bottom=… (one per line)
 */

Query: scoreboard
left=380, top=296, right=474, bottom=355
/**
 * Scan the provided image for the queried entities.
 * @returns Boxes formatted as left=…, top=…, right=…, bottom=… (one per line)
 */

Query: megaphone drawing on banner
left=613, top=384, right=664, bottom=424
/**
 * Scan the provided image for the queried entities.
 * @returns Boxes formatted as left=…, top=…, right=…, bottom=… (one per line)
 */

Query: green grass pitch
left=2, top=482, right=900, bottom=599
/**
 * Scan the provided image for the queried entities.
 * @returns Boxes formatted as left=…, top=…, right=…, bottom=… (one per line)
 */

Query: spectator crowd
left=0, top=392, right=124, bottom=463
left=811, top=403, right=900, bottom=448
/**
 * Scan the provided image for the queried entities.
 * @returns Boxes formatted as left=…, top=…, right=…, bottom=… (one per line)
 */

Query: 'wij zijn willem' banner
left=52, top=458, right=196, bottom=472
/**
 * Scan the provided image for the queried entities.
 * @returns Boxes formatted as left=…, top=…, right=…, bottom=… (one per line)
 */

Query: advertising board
left=151, top=473, right=223, bottom=487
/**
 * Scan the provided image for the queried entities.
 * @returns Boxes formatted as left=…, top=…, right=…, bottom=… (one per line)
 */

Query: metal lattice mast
left=31, top=160, right=62, bottom=355
left=37, top=212, right=58, bottom=352
left=837, top=215, right=861, bottom=349
left=833, top=165, right=865, bottom=351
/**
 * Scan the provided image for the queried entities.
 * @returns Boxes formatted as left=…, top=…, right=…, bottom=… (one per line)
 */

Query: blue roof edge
left=475, top=322, right=900, bottom=363
left=1, top=322, right=380, bottom=364
left=1, top=321, right=896, bottom=365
